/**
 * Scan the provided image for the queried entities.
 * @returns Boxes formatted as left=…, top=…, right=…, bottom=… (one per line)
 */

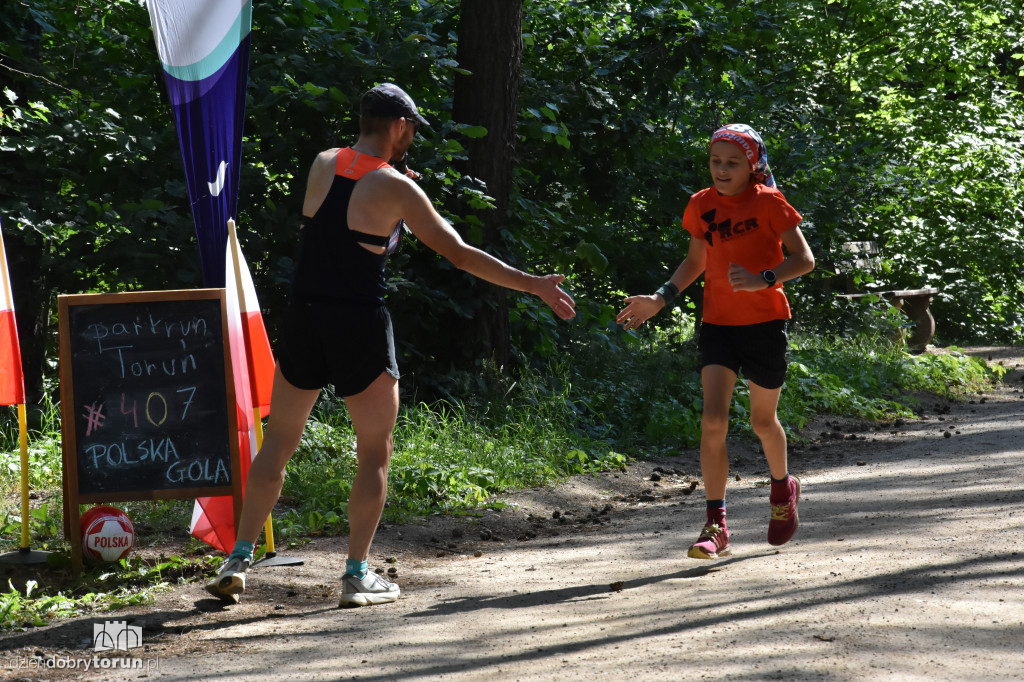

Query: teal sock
left=346, top=559, right=368, bottom=579
left=229, top=540, right=254, bottom=563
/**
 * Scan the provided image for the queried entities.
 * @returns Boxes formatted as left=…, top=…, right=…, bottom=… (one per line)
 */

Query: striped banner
left=147, top=0, right=253, bottom=288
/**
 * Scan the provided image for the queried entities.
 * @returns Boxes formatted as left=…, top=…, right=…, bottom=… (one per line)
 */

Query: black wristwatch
left=761, top=269, right=777, bottom=285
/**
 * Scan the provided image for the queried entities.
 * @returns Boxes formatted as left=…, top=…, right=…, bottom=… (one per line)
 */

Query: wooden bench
left=833, top=241, right=939, bottom=351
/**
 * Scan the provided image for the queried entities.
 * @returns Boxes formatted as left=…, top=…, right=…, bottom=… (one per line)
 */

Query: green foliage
left=120, top=499, right=195, bottom=542
left=385, top=398, right=626, bottom=518
left=274, top=378, right=627, bottom=537
left=512, top=0, right=1024, bottom=346
left=0, top=0, right=203, bottom=292
left=0, top=554, right=216, bottom=631
left=0, top=579, right=81, bottom=630
left=0, top=397, right=63, bottom=495
left=2, top=0, right=1022, bottom=406
left=0, top=503, right=61, bottom=551
left=898, top=348, right=1004, bottom=395
left=782, top=336, right=997, bottom=433
left=558, top=309, right=706, bottom=448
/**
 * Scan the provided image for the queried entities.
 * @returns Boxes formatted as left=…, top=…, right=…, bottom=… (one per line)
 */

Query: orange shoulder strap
left=334, top=147, right=391, bottom=179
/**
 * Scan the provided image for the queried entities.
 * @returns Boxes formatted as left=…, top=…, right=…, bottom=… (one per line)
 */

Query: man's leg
left=338, top=371, right=400, bottom=607
left=206, top=364, right=320, bottom=601
left=343, top=370, right=400, bottom=561
left=236, top=364, right=321, bottom=543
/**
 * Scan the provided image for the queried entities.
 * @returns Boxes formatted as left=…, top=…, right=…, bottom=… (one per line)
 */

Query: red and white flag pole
left=0, top=220, right=51, bottom=564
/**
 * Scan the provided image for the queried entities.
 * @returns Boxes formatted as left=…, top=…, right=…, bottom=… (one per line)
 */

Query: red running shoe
left=768, top=475, right=801, bottom=546
left=687, top=520, right=731, bottom=559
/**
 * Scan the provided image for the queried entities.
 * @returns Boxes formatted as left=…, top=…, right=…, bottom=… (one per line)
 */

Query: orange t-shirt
left=682, top=182, right=802, bottom=326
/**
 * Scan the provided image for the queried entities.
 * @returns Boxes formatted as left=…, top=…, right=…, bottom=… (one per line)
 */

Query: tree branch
left=0, top=56, right=77, bottom=96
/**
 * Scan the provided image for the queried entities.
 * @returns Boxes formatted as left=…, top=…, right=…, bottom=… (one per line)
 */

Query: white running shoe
left=204, top=556, right=249, bottom=603
left=338, top=571, right=400, bottom=607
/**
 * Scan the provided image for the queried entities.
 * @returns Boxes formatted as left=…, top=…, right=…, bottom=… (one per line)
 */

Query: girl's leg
left=700, top=364, right=738, bottom=500
left=748, top=382, right=787, bottom=479
left=749, top=380, right=801, bottom=546
left=688, top=364, right=737, bottom=559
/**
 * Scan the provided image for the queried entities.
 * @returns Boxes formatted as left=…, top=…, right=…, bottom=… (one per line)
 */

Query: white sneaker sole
left=338, top=589, right=400, bottom=608
left=205, top=574, right=244, bottom=603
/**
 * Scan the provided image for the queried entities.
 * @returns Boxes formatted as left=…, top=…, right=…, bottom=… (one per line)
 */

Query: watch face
left=763, top=270, right=777, bottom=284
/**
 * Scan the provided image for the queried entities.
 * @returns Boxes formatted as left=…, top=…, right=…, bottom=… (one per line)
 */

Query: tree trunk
left=452, top=0, right=524, bottom=371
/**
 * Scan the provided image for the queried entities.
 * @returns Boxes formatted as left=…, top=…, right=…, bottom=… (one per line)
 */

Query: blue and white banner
left=148, top=0, right=252, bottom=288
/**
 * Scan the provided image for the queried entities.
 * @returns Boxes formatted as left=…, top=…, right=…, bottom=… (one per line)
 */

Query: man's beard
left=391, top=151, right=409, bottom=173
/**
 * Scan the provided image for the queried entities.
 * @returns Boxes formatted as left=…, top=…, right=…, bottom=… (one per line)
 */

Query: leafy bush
left=275, top=378, right=627, bottom=537
left=0, top=554, right=216, bottom=632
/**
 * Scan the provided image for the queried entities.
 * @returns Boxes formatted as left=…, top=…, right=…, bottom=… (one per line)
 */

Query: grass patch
left=275, top=375, right=627, bottom=539
left=785, top=336, right=997, bottom=427
left=0, top=554, right=217, bottom=631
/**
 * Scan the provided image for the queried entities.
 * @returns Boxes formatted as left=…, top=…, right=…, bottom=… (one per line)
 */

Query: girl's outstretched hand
left=616, top=294, right=663, bottom=330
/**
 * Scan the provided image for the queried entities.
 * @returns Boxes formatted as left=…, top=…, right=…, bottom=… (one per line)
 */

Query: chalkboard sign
left=59, top=289, right=242, bottom=501
left=58, top=290, right=244, bottom=569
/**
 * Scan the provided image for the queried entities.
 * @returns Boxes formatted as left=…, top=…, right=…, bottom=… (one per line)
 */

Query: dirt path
left=3, top=348, right=1023, bottom=681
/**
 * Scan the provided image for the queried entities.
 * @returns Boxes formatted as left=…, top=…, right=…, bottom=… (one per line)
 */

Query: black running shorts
left=698, top=319, right=788, bottom=389
left=277, top=298, right=400, bottom=397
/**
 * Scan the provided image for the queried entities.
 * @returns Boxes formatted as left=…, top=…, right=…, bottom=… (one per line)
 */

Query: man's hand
left=616, top=294, right=664, bottom=330
left=534, top=274, right=576, bottom=320
left=392, top=155, right=421, bottom=180
left=728, top=262, right=769, bottom=292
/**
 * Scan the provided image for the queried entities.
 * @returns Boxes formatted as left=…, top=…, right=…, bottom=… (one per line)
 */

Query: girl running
left=617, top=124, right=814, bottom=558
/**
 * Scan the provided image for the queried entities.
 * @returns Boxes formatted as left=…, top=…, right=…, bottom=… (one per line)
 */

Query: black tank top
left=291, top=148, right=402, bottom=304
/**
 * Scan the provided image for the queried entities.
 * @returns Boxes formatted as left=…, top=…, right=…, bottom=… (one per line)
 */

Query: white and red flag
left=189, top=223, right=275, bottom=552
left=229, top=223, right=274, bottom=417
left=0, top=220, right=25, bottom=407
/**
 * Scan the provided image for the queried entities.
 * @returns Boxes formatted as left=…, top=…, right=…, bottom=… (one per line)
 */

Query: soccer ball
left=80, top=506, right=135, bottom=563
